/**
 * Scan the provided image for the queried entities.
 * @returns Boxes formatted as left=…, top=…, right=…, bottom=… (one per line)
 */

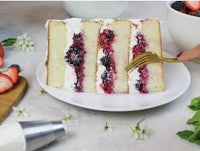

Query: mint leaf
left=1, top=38, right=16, bottom=46
left=177, top=130, right=194, bottom=140
left=177, top=96, right=200, bottom=145
left=187, top=110, right=200, bottom=125
left=188, top=96, right=200, bottom=111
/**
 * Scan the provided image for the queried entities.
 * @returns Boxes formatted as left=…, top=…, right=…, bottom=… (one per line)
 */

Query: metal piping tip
left=19, top=121, right=67, bottom=151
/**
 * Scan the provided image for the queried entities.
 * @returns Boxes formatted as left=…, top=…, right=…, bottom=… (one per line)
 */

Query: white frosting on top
left=128, top=19, right=142, bottom=93
left=64, top=18, right=82, bottom=90
left=100, top=19, right=114, bottom=32
left=0, top=123, right=26, bottom=151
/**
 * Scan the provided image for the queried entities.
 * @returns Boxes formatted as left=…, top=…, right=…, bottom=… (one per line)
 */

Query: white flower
left=128, top=119, right=150, bottom=140
left=13, top=33, right=34, bottom=52
left=12, top=106, right=29, bottom=117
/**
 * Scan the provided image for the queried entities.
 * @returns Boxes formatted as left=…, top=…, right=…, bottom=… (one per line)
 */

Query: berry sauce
left=99, top=29, right=116, bottom=94
left=132, top=32, right=149, bottom=93
left=65, top=33, right=85, bottom=92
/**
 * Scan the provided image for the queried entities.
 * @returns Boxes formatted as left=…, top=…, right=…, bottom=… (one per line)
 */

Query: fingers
left=178, top=44, right=200, bottom=61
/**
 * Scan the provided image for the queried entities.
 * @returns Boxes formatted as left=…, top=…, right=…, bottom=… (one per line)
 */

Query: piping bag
left=0, top=120, right=67, bottom=151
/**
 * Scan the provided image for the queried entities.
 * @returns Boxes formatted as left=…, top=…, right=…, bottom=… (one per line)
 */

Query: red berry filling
left=65, top=33, right=85, bottom=92
left=99, top=29, right=116, bottom=94
left=132, top=32, right=149, bottom=93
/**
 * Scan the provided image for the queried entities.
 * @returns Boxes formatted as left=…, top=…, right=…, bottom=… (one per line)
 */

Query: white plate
left=36, top=52, right=190, bottom=112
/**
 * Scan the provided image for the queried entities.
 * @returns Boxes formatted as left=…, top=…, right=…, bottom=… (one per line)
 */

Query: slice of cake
left=128, top=19, right=165, bottom=93
left=46, top=18, right=165, bottom=94
left=96, top=19, right=131, bottom=93
left=46, top=18, right=102, bottom=92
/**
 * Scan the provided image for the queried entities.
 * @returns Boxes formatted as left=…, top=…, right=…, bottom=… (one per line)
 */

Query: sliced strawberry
left=0, top=73, right=13, bottom=93
left=1, top=67, right=19, bottom=83
left=0, top=43, right=4, bottom=58
left=0, top=57, right=4, bottom=67
left=185, top=1, right=200, bottom=11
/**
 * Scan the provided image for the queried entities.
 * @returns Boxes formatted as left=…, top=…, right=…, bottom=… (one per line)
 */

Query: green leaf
left=188, top=96, right=200, bottom=111
left=177, top=130, right=194, bottom=140
left=1, top=38, right=16, bottom=46
left=40, top=89, right=47, bottom=95
left=187, top=110, right=200, bottom=125
left=104, top=122, right=110, bottom=131
left=135, top=119, right=145, bottom=131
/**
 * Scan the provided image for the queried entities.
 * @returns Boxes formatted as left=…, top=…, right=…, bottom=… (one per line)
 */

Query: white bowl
left=63, top=1, right=128, bottom=19
left=166, top=1, right=200, bottom=51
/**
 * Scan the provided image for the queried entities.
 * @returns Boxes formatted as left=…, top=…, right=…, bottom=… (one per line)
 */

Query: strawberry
left=1, top=67, right=19, bottom=83
left=0, top=43, right=4, bottom=58
left=0, top=57, right=4, bottom=67
left=185, top=1, right=200, bottom=11
left=0, top=73, right=13, bottom=93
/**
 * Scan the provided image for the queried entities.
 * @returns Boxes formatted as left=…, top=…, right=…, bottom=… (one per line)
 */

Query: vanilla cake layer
left=82, top=20, right=102, bottom=92
left=46, top=18, right=165, bottom=94
left=46, top=20, right=67, bottom=88
left=96, top=19, right=131, bottom=93
left=141, top=19, right=165, bottom=92
left=128, top=19, right=165, bottom=93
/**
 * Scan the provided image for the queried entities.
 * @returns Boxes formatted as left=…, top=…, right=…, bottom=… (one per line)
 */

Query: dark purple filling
left=65, top=33, right=85, bottom=92
left=99, top=29, right=116, bottom=94
left=132, top=32, right=149, bottom=93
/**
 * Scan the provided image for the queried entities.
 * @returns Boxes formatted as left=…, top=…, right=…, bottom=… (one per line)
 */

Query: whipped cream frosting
left=96, top=19, right=114, bottom=93
left=128, top=19, right=142, bottom=93
left=64, top=18, right=82, bottom=91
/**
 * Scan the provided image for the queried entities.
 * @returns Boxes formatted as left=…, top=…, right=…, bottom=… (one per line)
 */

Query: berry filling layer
left=99, top=29, right=116, bottom=94
left=65, top=33, right=85, bottom=92
left=132, top=32, right=149, bottom=93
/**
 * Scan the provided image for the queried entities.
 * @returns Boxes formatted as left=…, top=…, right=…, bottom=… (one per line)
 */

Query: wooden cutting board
left=0, top=76, right=28, bottom=123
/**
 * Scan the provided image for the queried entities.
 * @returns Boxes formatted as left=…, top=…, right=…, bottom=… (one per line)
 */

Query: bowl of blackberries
left=166, top=1, right=200, bottom=51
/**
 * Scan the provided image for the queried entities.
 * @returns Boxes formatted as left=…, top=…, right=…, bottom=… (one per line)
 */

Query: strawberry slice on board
left=185, top=1, right=200, bottom=11
left=0, top=57, right=4, bottom=67
left=0, top=43, right=4, bottom=58
left=0, top=73, right=13, bottom=93
left=1, top=67, right=19, bottom=84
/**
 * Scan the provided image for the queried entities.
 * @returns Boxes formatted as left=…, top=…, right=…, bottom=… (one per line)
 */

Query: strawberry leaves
left=1, top=38, right=17, bottom=47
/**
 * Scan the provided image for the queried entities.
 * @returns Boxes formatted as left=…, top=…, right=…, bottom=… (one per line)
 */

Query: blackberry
left=135, top=80, right=142, bottom=90
left=106, top=30, right=114, bottom=41
left=101, top=70, right=109, bottom=80
left=10, top=64, right=21, bottom=72
left=68, top=46, right=81, bottom=54
left=65, top=46, right=83, bottom=67
left=100, top=56, right=110, bottom=67
left=171, top=1, right=185, bottom=11
left=74, top=81, right=82, bottom=92
left=194, top=11, right=200, bottom=17
left=102, top=79, right=111, bottom=89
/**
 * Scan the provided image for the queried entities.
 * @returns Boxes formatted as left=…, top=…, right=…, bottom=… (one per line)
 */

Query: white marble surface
left=1, top=1, right=200, bottom=151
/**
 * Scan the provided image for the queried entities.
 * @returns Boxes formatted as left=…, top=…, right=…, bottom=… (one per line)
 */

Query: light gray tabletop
left=1, top=1, right=200, bottom=151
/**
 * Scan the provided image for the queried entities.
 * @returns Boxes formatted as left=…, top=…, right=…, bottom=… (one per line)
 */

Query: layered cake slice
left=46, top=18, right=165, bottom=94
left=128, top=19, right=165, bottom=93
left=46, top=19, right=102, bottom=92
left=96, top=19, right=131, bottom=93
